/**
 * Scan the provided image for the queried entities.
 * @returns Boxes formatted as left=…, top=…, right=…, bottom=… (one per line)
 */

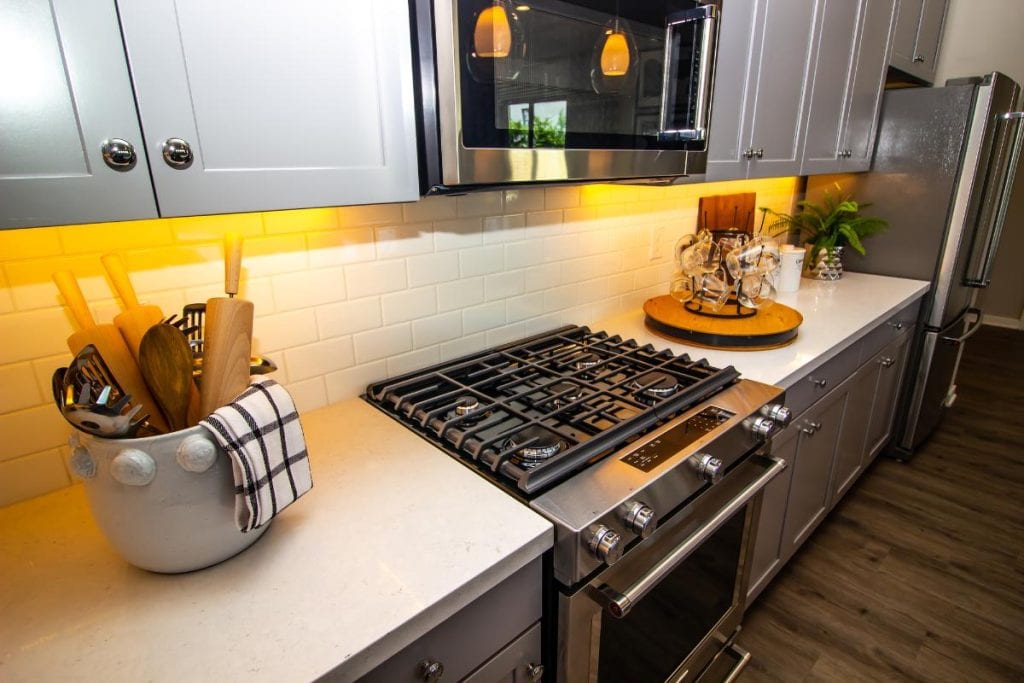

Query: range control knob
left=589, top=525, right=623, bottom=565
left=623, top=501, right=658, bottom=538
left=747, top=415, right=776, bottom=439
left=760, top=403, right=792, bottom=427
left=691, top=452, right=724, bottom=483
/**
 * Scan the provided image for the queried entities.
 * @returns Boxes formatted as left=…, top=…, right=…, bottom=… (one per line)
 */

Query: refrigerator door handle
left=940, top=308, right=984, bottom=345
left=964, top=111, right=1024, bottom=287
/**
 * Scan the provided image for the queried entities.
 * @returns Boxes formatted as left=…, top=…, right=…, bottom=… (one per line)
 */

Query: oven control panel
left=621, top=406, right=734, bottom=472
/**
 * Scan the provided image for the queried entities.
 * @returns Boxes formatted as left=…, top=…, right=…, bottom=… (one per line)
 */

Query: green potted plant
left=760, top=187, right=888, bottom=280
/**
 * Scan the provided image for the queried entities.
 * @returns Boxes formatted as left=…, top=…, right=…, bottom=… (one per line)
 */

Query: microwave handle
left=964, top=111, right=1024, bottom=287
left=658, top=5, right=718, bottom=141
left=595, top=456, right=787, bottom=619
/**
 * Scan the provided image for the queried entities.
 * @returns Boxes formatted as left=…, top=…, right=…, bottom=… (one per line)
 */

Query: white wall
left=934, top=0, right=1024, bottom=324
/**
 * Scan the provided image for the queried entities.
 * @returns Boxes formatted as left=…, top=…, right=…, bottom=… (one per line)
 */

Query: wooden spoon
left=139, top=323, right=195, bottom=432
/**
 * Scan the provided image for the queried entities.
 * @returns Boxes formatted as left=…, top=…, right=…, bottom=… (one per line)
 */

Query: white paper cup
left=777, top=245, right=805, bottom=293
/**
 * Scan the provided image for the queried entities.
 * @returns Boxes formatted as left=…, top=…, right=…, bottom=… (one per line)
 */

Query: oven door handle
left=595, top=456, right=787, bottom=619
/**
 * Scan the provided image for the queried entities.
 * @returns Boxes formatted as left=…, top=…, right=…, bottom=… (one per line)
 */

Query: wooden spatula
left=198, top=233, right=254, bottom=417
left=53, top=270, right=170, bottom=433
left=101, top=252, right=163, bottom=360
left=139, top=324, right=195, bottom=432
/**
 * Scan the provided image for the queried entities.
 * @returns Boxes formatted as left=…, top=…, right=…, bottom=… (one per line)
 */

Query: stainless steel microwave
left=411, top=0, right=722, bottom=193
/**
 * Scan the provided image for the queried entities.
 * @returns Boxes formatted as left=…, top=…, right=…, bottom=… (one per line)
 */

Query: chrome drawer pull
left=418, top=659, right=444, bottom=682
left=802, top=421, right=821, bottom=436
left=809, top=377, right=827, bottom=388
left=880, top=357, right=895, bottom=368
left=887, top=320, right=904, bottom=331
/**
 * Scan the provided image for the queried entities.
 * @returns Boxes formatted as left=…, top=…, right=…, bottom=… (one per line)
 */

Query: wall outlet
left=649, top=226, right=667, bottom=262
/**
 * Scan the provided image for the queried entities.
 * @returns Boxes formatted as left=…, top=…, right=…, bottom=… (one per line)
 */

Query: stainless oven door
left=557, top=455, right=785, bottom=683
left=430, top=0, right=720, bottom=187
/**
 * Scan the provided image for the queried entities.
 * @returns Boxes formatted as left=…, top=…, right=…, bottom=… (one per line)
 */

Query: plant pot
left=804, top=244, right=844, bottom=281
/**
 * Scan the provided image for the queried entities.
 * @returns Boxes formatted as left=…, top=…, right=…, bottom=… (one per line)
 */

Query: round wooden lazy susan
left=643, top=295, right=803, bottom=350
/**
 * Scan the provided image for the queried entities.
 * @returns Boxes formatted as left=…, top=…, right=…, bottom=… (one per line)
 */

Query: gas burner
left=572, top=352, right=602, bottom=371
left=550, top=381, right=584, bottom=408
left=446, top=396, right=489, bottom=426
left=629, top=371, right=680, bottom=403
left=502, top=426, right=567, bottom=469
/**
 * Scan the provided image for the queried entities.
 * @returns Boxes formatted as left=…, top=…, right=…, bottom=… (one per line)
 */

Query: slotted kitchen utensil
left=53, top=270, right=169, bottom=433
left=139, top=323, right=197, bottom=431
left=60, top=345, right=152, bottom=438
left=182, top=303, right=206, bottom=355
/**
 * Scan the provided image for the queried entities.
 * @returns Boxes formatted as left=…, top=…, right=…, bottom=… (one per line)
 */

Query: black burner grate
left=365, top=325, right=739, bottom=496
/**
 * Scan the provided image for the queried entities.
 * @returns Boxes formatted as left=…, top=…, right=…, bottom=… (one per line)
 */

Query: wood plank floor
left=738, top=325, right=1024, bottom=682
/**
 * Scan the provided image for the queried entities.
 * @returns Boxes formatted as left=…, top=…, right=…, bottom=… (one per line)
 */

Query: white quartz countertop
left=0, top=400, right=553, bottom=682
left=596, top=272, right=930, bottom=388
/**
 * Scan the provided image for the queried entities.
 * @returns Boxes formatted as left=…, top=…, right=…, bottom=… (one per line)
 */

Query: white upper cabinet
left=889, top=0, right=948, bottom=83
left=706, top=0, right=819, bottom=181
left=116, top=0, right=420, bottom=217
left=0, top=0, right=159, bottom=229
left=801, top=0, right=897, bottom=174
left=1, top=0, right=419, bottom=229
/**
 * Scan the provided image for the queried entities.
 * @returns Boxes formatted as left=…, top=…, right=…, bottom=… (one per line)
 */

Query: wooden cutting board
left=643, top=295, right=803, bottom=350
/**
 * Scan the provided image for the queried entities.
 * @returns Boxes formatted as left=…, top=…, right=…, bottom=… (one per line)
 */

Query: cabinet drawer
left=860, top=300, right=920, bottom=361
left=355, top=558, right=542, bottom=683
left=784, top=339, right=862, bottom=418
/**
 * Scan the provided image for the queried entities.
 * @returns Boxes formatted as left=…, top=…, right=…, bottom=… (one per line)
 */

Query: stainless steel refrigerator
left=808, top=72, right=1024, bottom=457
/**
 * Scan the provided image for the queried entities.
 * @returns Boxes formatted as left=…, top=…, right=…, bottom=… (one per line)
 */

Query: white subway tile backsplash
left=412, top=311, right=463, bottom=347
left=482, top=213, right=526, bottom=244
left=0, top=405, right=69, bottom=462
left=0, top=227, right=62, bottom=261
left=284, top=376, right=328, bottom=414
left=337, top=203, right=404, bottom=227
left=505, top=241, right=544, bottom=270
left=544, top=186, right=580, bottom=210
left=407, top=252, right=460, bottom=288
left=345, top=260, right=408, bottom=299
left=502, top=188, right=545, bottom=213
left=317, top=297, right=382, bottom=339
left=306, top=227, right=376, bottom=267
left=544, top=284, right=577, bottom=312
left=437, top=277, right=484, bottom=312
left=0, top=448, right=70, bottom=507
left=0, top=363, right=43, bottom=414
left=459, top=245, right=504, bottom=278
left=381, top=286, right=437, bottom=325
left=462, top=301, right=506, bottom=335
left=525, top=209, right=564, bottom=238
left=272, top=267, right=347, bottom=310
left=0, top=270, right=13, bottom=315
left=484, top=270, right=525, bottom=301
left=542, top=233, right=579, bottom=262
left=254, top=309, right=319, bottom=353
left=0, top=308, right=72, bottom=365
left=243, top=235, right=309, bottom=277
left=325, top=360, right=386, bottom=403
left=439, top=332, right=487, bottom=361
left=507, top=291, right=546, bottom=323
left=402, top=196, right=458, bottom=223
left=353, top=323, right=413, bottom=364
left=375, top=223, right=434, bottom=259
left=434, top=217, right=483, bottom=251
left=284, top=336, right=355, bottom=382
left=486, top=322, right=528, bottom=346
left=456, top=191, right=503, bottom=217
left=386, top=346, right=441, bottom=377
left=522, top=263, right=561, bottom=292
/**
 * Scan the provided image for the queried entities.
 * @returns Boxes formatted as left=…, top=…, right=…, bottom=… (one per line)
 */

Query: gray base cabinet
left=747, top=302, right=917, bottom=604
left=889, top=0, right=948, bottom=83
left=354, top=558, right=543, bottom=683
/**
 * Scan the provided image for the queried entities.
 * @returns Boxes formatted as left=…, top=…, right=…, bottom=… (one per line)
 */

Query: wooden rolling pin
left=53, top=270, right=170, bottom=433
left=100, top=252, right=163, bottom=360
left=199, top=233, right=254, bottom=417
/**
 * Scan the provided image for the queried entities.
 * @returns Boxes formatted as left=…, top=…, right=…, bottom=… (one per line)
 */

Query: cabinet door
left=841, top=0, right=897, bottom=171
left=830, top=362, right=876, bottom=504
left=865, top=332, right=911, bottom=460
left=889, top=0, right=923, bottom=71
left=747, top=422, right=798, bottom=605
left=780, top=388, right=846, bottom=561
left=744, top=0, right=819, bottom=178
left=0, top=0, right=158, bottom=229
left=911, top=0, right=948, bottom=82
left=116, top=0, right=420, bottom=217
left=462, top=623, right=542, bottom=683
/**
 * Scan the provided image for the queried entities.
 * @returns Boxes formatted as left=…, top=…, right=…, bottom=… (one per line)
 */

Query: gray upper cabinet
left=2, top=0, right=419, bottom=230
left=116, top=0, right=420, bottom=217
left=889, top=0, right=948, bottom=83
left=706, top=0, right=819, bottom=181
left=0, top=0, right=159, bottom=229
left=800, top=0, right=897, bottom=174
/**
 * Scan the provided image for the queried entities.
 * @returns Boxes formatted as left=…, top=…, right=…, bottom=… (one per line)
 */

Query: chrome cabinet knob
left=809, top=376, right=827, bottom=388
left=802, top=421, right=822, bottom=436
left=887, top=320, right=904, bottom=331
left=418, top=659, right=444, bottom=681
left=623, top=501, right=658, bottom=539
left=690, top=452, right=724, bottom=483
left=880, top=357, right=896, bottom=368
left=101, top=138, right=137, bottom=171
left=761, top=403, right=792, bottom=427
left=589, top=525, right=623, bottom=565
left=755, top=147, right=765, bottom=158
left=913, top=54, right=925, bottom=63
left=743, top=147, right=755, bottom=159
left=526, top=663, right=545, bottom=682
left=161, top=137, right=194, bottom=169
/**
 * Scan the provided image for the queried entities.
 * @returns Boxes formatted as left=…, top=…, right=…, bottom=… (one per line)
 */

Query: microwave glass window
left=458, top=0, right=710, bottom=151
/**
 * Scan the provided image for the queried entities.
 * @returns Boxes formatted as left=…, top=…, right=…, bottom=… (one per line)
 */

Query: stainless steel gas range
left=365, top=325, right=790, bottom=682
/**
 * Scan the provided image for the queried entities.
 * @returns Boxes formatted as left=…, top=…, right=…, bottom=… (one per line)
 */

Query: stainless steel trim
left=594, top=457, right=786, bottom=618
left=659, top=6, right=717, bottom=141
left=964, top=111, right=1024, bottom=286
left=721, top=643, right=752, bottom=683
left=940, top=307, right=983, bottom=344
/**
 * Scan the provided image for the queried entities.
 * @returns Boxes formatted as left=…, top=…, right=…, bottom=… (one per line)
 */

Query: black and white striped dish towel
left=200, top=378, right=312, bottom=532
